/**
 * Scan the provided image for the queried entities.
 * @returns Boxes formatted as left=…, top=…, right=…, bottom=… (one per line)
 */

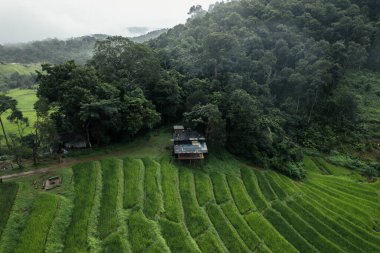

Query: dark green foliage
left=0, top=182, right=18, bottom=238
left=98, top=159, right=121, bottom=239
left=206, top=204, right=250, bottom=253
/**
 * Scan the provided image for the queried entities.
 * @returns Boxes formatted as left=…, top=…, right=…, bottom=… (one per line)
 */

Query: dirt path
left=0, top=150, right=130, bottom=180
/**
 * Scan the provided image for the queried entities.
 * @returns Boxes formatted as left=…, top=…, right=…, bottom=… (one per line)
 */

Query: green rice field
left=0, top=146, right=379, bottom=253
left=0, top=88, right=37, bottom=140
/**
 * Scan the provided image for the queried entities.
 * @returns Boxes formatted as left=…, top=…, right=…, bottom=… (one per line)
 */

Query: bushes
left=226, top=175, right=255, bottom=214
left=206, top=204, right=250, bottom=253
left=240, top=168, right=268, bottom=211
left=220, top=202, right=261, bottom=251
left=128, top=211, right=169, bottom=253
left=0, top=182, right=18, bottom=238
left=159, top=218, right=200, bottom=253
left=194, top=172, right=213, bottom=206
left=64, top=161, right=101, bottom=253
left=244, top=212, right=297, bottom=253
left=143, top=157, right=163, bottom=219
left=160, top=158, right=183, bottom=222
left=123, top=158, right=144, bottom=209
left=179, top=169, right=210, bottom=237
left=98, top=159, right=122, bottom=239
left=211, top=172, right=231, bottom=204
left=14, top=193, right=60, bottom=253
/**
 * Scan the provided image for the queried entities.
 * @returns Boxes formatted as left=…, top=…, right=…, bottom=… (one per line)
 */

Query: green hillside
left=0, top=64, right=39, bottom=91
left=0, top=133, right=379, bottom=253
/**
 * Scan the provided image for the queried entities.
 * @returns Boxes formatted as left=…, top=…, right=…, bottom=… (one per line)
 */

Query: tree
left=0, top=95, right=19, bottom=149
left=184, top=104, right=226, bottom=147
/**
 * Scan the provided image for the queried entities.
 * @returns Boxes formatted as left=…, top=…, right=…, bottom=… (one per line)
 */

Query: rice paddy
left=0, top=153, right=379, bottom=252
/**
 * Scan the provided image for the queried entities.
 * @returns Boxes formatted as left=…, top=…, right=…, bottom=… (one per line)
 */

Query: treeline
left=24, top=0, right=380, bottom=178
left=0, top=31, right=168, bottom=65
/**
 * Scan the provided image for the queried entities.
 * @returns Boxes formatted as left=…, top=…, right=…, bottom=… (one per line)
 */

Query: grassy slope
left=0, top=130, right=378, bottom=253
left=0, top=63, right=39, bottom=87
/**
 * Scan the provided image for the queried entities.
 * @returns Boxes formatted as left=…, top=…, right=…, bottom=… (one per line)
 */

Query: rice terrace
left=0, top=130, right=379, bottom=253
left=1, top=0, right=380, bottom=252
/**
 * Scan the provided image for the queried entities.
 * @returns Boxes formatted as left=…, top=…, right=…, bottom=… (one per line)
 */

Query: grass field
left=0, top=88, right=37, bottom=139
left=0, top=134, right=379, bottom=253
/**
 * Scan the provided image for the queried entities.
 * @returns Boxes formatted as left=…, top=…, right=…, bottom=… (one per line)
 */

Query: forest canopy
left=34, top=0, right=380, bottom=179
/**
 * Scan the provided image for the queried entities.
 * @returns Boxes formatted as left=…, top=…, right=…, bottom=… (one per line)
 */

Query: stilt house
left=172, top=125, right=208, bottom=160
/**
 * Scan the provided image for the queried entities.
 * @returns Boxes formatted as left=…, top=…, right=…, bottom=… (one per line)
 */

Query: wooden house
left=172, top=125, right=208, bottom=161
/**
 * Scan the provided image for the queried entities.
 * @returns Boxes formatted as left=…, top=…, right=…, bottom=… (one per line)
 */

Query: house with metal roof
left=172, top=125, right=208, bottom=160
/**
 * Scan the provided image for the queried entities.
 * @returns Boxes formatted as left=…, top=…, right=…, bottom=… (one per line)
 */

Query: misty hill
left=0, top=30, right=167, bottom=65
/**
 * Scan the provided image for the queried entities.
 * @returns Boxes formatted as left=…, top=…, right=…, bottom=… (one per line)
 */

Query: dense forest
left=0, top=30, right=167, bottom=65
left=2, top=0, right=380, bottom=179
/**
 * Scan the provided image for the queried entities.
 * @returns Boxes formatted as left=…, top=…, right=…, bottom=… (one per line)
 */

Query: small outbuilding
left=43, top=176, right=62, bottom=190
left=172, top=125, right=208, bottom=161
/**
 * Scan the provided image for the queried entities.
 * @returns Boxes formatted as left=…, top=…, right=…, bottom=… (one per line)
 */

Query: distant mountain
left=0, top=30, right=167, bottom=65
left=130, top=29, right=168, bottom=43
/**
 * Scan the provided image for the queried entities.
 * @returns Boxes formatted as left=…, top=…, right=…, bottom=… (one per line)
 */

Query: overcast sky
left=0, top=0, right=217, bottom=44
